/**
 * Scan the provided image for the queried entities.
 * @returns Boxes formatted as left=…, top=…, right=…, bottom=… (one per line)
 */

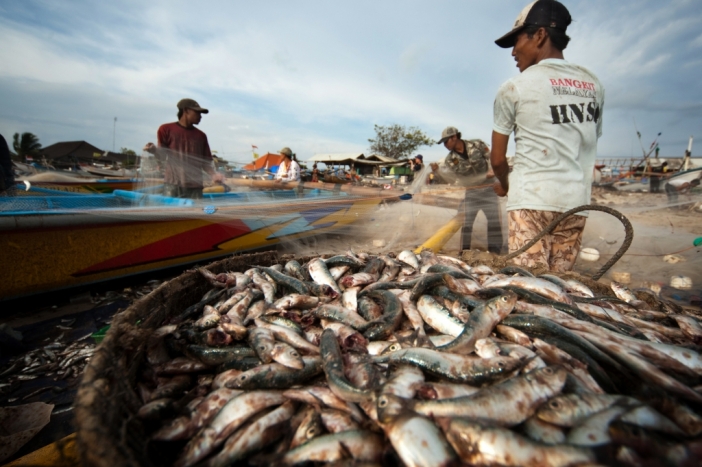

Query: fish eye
left=378, top=396, right=388, bottom=407
left=259, top=346, right=266, bottom=351
left=240, top=375, right=247, bottom=380
left=307, top=428, right=317, bottom=437
left=544, top=368, right=554, bottom=374
left=549, top=400, right=561, bottom=409
left=390, top=344, right=400, bottom=351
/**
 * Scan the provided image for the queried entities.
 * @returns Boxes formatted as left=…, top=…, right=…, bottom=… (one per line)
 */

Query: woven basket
left=74, top=251, right=281, bottom=467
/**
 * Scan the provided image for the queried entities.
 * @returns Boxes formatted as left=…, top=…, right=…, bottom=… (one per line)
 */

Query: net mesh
left=5, top=152, right=702, bottom=301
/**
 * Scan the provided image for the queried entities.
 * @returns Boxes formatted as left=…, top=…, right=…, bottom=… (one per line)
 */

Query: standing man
left=436, top=126, right=504, bottom=254
left=490, top=0, right=604, bottom=272
left=275, top=147, right=294, bottom=181
left=649, top=159, right=663, bottom=193
left=144, top=98, right=223, bottom=199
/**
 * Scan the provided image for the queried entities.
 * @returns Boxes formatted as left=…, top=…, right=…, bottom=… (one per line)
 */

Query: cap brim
left=193, top=107, right=209, bottom=114
left=437, top=138, right=448, bottom=145
left=495, top=25, right=525, bottom=48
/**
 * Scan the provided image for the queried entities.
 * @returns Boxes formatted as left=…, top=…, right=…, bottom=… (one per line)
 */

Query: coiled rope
left=503, top=205, right=634, bottom=281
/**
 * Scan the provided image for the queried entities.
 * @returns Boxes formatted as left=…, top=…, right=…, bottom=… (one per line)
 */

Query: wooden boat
left=0, top=182, right=397, bottom=301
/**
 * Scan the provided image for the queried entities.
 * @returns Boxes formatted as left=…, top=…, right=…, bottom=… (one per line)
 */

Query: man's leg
left=163, top=183, right=179, bottom=198
left=184, top=187, right=203, bottom=199
left=665, top=183, right=678, bottom=206
left=548, top=214, right=587, bottom=273
left=480, top=188, right=504, bottom=254
left=507, top=210, right=551, bottom=269
left=461, top=189, right=480, bottom=251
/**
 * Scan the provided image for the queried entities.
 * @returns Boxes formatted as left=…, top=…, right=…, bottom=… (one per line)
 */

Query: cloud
left=0, top=0, right=701, bottom=162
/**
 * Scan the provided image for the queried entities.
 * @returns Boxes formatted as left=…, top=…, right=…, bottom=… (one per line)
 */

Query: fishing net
left=74, top=251, right=284, bottom=467
left=3, top=150, right=702, bottom=306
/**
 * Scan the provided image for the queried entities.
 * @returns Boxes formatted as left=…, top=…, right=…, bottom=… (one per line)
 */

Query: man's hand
left=493, top=180, right=508, bottom=197
left=212, top=172, right=225, bottom=183
left=143, top=142, right=157, bottom=154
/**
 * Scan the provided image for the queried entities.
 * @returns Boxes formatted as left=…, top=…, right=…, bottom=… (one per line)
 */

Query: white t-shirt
left=287, top=160, right=301, bottom=181
left=667, top=177, right=688, bottom=189
left=493, top=58, right=605, bottom=215
left=275, top=160, right=289, bottom=180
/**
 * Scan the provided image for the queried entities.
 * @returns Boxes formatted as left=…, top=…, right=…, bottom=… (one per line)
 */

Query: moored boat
left=0, top=182, right=396, bottom=301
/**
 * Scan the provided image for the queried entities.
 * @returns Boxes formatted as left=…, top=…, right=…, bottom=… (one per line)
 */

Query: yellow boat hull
left=1, top=195, right=380, bottom=300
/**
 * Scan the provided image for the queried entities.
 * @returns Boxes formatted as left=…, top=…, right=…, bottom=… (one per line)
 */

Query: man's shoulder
left=158, top=122, right=180, bottom=131
left=533, top=60, right=602, bottom=86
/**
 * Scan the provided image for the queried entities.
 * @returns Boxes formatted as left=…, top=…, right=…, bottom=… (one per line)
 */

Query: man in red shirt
left=144, top=98, right=223, bottom=198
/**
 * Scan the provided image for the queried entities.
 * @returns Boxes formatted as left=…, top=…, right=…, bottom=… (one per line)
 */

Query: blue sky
left=1, top=0, right=701, bottom=165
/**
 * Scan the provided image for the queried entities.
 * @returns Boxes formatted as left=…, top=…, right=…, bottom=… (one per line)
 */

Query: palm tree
left=13, top=132, right=42, bottom=162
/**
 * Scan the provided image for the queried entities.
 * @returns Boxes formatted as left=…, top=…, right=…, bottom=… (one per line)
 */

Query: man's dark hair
left=524, top=25, right=571, bottom=51
left=177, top=108, right=184, bottom=119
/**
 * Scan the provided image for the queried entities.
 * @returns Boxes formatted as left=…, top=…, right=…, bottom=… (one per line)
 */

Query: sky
left=1, top=0, right=701, bottom=166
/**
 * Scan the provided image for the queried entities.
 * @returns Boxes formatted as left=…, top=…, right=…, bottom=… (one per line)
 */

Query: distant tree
left=119, top=147, right=138, bottom=168
left=368, top=124, right=434, bottom=160
left=120, top=147, right=137, bottom=156
left=12, top=132, right=42, bottom=161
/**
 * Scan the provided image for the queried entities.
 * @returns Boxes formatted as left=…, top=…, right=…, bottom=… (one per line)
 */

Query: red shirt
left=157, top=122, right=213, bottom=188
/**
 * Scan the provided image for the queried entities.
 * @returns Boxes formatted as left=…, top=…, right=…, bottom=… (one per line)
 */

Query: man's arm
left=202, top=138, right=224, bottom=182
left=490, top=131, right=510, bottom=196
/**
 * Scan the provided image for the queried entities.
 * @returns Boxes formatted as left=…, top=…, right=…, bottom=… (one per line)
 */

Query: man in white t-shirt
left=490, top=0, right=605, bottom=272
left=275, top=147, right=301, bottom=182
left=275, top=147, right=292, bottom=181
left=288, top=154, right=301, bottom=182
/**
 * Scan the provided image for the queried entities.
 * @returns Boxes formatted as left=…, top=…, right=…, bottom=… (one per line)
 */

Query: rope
left=503, top=204, right=634, bottom=281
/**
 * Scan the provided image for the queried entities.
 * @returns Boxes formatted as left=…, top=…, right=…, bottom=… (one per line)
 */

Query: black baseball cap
left=495, top=0, right=572, bottom=49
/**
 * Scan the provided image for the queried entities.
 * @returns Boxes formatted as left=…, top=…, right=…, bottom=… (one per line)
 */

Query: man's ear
left=536, top=27, right=549, bottom=47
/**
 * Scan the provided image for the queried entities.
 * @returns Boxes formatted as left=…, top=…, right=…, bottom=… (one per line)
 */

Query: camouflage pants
left=507, top=209, right=586, bottom=273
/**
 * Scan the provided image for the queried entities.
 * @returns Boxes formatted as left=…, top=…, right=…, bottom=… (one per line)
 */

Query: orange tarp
left=242, top=153, right=284, bottom=171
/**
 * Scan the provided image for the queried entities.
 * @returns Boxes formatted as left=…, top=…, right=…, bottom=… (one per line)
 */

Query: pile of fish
left=1, top=328, right=95, bottom=402
left=134, top=250, right=702, bottom=466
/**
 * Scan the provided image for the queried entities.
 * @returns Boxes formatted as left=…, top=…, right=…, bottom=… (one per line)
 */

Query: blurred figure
left=0, top=134, right=16, bottom=196
left=409, top=154, right=424, bottom=181
left=665, top=176, right=701, bottom=207
left=311, top=163, right=319, bottom=182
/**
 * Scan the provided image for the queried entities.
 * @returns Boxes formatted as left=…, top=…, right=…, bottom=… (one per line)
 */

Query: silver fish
left=377, top=394, right=457, bottom=467
left=270, top=341, right=305, bottom=370
left=205, top=400, right=297, bottom=467
left=290, top=406, right=325, bottom=449
left=281, top=430, right=384, bottom=465
left=416, top=295, right=464, bottom=337
left=411, top=366, right=566, bottom=426
left=174, top=390, right=286, bottom=467
left=440, top=418, right=595, bottom=466
left=308, top=258, right=342, bottom=295
left=397, top=250, right=420, bottom=270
